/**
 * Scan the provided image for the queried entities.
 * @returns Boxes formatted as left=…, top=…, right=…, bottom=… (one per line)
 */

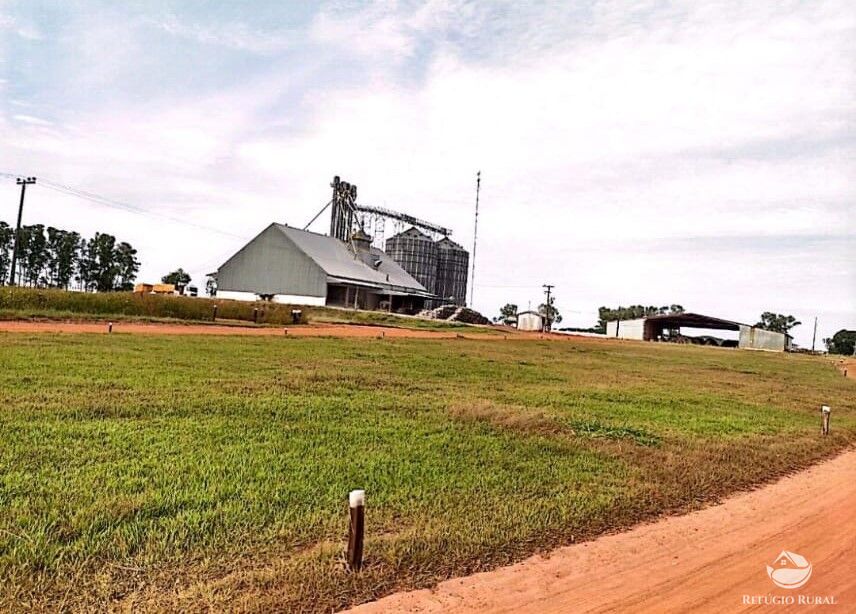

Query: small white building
left=516, top=310, right=544, bottom=332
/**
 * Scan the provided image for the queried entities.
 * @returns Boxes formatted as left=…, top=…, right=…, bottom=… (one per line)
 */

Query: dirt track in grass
left=0, top=319, right=565, bottom=340
left=349, top=448, right=856, bottom=613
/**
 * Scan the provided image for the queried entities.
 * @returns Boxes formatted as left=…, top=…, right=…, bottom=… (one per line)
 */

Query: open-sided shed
left=605, top=312, right=791, bottom=351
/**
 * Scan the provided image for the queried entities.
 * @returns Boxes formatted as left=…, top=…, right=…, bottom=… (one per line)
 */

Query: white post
left=348, top=489, right=365, bottom=571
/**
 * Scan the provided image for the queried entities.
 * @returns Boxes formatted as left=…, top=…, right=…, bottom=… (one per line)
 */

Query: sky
left=0, top=0, right=853, bottom=347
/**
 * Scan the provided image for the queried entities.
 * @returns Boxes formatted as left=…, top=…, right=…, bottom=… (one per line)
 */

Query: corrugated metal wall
left=517, top=312, right=543, bottom=331
left=217, top=225, right=327, bottom=297
left=385, top=228, right=438, bottom=292
left=605, top=318, right=647, bottom=339
left=435, top=238, right=469, bottom=306
left=738, top=325, right=788, bottom=351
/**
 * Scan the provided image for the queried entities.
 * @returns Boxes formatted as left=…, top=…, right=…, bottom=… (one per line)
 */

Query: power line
left=12, top=176, right=250, bottom=240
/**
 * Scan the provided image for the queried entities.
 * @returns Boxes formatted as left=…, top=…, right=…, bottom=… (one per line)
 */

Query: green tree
left=0, top=221, right=12, bottom=285
left=162, top=268, right=192, bottom=293
left=76, top=237, right=96, bottom=291
left=824, top=330, right=856, bottom=355
left=94, top=233, right=119, bottom=292
left=539, top=296, right=562, bottom=331
left=114, top=242, right=140, bottom=291
left=495, top=303, right=518, bottom=325
left=755, top=312, right=801, bottom=334
left=45, top=227, right=81, bottom=289
left=19, top=224, right=48, bottom=287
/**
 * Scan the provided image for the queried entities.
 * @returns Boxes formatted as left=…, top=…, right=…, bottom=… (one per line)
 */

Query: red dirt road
left=0, top=320, right=479, bottom=338
left=0, top=320, right=567, bottom=340
left=349, top=449, right=856, bottom=613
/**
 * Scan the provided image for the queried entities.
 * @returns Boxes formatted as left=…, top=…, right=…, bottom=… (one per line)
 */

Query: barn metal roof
left=275, top=225, right=429, bottom=294
left=642, top=312, right=744, bottom=331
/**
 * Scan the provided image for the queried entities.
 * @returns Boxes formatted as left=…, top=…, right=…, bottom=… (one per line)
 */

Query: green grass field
left=0, top=333, right=853, bottom=611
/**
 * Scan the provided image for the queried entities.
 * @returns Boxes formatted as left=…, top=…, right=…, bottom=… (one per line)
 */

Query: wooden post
left=821, top=405, right=831, bottom=436
left=253, top=308, right=259, bottom=324
left=284, top=328, right=288, bottom=336
left=213, top=304, right=218, bottom=321
left=108, top=322, right=113, bottom=334
left=347, top=489, right=365, bottom=571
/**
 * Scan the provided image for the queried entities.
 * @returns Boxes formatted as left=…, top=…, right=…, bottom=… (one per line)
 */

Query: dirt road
left=349, top=449, right=856, bottom=613
left=0, top=319, right=567, bottom=341
left=0, top=320, right=478, bottom=339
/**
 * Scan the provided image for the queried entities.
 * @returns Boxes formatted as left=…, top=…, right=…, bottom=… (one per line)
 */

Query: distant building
left=516, top=310, right=544, bottom=332
left=216, top=224, right=433, bottom=312
left=605, top=312, right=792, bottom=351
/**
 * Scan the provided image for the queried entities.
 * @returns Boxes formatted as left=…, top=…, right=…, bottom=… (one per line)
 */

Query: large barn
left=605, top=312, right=792, bottom=351
left=215, top=224, right=434, bottom=312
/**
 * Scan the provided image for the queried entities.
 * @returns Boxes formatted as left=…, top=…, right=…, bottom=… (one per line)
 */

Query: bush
left=0, top=287, right=308, bottom=325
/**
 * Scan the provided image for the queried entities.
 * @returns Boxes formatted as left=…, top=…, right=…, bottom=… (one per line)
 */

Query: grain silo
left=434, top=237, right=469, bottom=306
left=385, top=227, right=438, bottom=293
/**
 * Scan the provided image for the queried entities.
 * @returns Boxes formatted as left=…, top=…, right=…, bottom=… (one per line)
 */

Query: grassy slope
left=0, top=335, right=853, bottom=611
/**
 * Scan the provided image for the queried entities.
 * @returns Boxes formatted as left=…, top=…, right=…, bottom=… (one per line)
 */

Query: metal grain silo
left=434, top=237, right=469, bottom=306
left=385, top=227, right=438, bottom=292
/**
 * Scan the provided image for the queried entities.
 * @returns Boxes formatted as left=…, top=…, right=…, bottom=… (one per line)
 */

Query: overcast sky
left=1, top=0, right=853, bottom=346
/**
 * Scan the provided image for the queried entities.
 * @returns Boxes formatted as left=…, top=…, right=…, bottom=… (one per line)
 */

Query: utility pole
left=542, top=284, right=554, bottom=332
left=811, top=316, right=818, bottom=352
left=10, top=177, right=36, bottom=286
left=469, top=171, right=481, bottom=307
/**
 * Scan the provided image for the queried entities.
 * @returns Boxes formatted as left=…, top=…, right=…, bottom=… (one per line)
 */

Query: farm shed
left=517, top=311, right=544, bottom=332
left=216, top=224, right=434, bottom=312
left=605, top=312, right=791, bottom=351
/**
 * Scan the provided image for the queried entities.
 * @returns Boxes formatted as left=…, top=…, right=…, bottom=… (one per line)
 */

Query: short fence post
left=253, top=307, right=259, bottom=324
left=347, top=489, right=365, bottom=571
left=108, top=322, right=113, bottom=334
left=212, top=304, right=218, bottom=321
left=821, top=405, right=831, bottom=436
left=284, top=328, right=288, bottom=336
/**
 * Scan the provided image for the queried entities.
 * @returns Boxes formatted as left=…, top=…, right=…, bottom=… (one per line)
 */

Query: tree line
left=0, top=221, right=140, bottom=291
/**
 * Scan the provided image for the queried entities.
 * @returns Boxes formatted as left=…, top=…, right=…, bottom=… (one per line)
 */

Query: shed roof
left=275, top=225, right=430, bottom=295
left=642, top=312, right=743, bottom=331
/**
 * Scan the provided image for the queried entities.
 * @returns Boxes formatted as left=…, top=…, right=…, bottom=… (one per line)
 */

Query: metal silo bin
left=434, top=237, right=469, bottom=306
left=385, top=227, right=438, bottom=292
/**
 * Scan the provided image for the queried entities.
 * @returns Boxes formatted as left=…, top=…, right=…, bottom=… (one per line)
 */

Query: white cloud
left=152, top=15, right=298, bottom=54
left=12, top=114, right=52, bottom=126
